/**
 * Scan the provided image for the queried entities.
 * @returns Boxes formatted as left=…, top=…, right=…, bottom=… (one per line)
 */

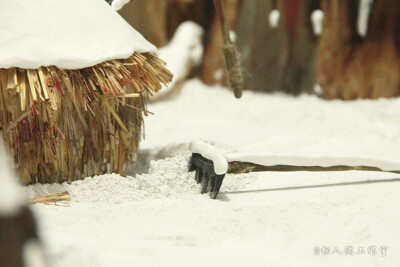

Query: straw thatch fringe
left=0, top=52, right=172, bottom=185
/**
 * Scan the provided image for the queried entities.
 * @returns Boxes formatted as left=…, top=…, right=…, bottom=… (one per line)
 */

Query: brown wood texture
left=0, top=207, right=39, bottom=267
left=200, top=0, right=242, bottom=86
left=236, top=0, right=319, bottom=93
left=317, top=0, right=400, bottom=99
left=118, top=0, right=169, bottom=47
left=119, top=0, right=400, bottom=99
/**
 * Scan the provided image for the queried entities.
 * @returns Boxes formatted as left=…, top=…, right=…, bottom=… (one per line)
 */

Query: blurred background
left=118, top=0, right=400, bottom=100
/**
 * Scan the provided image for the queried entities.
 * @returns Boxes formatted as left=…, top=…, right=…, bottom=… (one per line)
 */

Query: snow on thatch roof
left=0, top=0, right=156, bottom=69
left=0, top=0, right=172, bottom=185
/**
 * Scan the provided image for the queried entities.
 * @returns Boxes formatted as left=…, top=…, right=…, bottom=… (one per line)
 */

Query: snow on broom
left=0, top=0, right=172, bottom=185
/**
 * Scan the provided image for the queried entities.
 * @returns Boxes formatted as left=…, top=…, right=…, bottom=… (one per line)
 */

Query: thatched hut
left=0, top=0, right=172, bottom=185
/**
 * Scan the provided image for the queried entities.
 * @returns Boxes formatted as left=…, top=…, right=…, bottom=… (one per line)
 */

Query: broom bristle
left=0, top=52, right=173, bottom=185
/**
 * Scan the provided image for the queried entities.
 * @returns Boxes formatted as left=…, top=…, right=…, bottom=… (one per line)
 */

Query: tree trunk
left=200, top=0, right=242, bottom=86
left=118, top=0, right=168, bottom=47
left=317, top=0, right=400, bottom=99
left=236, top=0, right=318, bottom=93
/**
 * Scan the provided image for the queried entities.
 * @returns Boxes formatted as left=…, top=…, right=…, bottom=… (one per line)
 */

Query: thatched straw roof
left=0, top=0, right=173, bottom=184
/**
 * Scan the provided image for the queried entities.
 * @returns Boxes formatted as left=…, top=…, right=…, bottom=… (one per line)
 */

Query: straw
left=0, top=52, right=173, bottom=185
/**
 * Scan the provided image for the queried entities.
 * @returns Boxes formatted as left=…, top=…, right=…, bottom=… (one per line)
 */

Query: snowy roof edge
left=0, top=0, right=157, bottom=70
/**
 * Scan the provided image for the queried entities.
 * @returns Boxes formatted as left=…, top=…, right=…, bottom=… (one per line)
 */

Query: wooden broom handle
left=213, top=0, right=243, bottom=98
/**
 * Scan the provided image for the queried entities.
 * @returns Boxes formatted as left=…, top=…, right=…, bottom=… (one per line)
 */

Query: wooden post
left=236, top=0, right=319, bottom=94
left=118, top=0, right=168, bottom=47
left=317, top=0, right=400, bottom=99
left=200, top=0, right=242, bottom=87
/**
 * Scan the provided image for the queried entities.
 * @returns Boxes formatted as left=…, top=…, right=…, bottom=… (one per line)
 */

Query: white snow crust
left=311, top=10, right=324, bottom=36
left=0, top=139, right=23, bottom=216
left=190, top=140, right=229, bottom=175
left=269, top=9, right=281, bottom=29
left=0, top=0, right=156, bottom=69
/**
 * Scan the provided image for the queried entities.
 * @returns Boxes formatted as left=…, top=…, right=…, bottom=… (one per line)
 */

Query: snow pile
left=25, top=144, right=255, bottom=202
left=26, top=155, right=198, bottom=202
left=0, top=139, right=24, bottom=216
left=158, top=22, right=204, bottom=97
left=0, top=0, right=155, bottom=69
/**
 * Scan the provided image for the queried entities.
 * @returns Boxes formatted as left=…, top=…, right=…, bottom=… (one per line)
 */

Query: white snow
left=0, top=138, right=23, bottom=216
left=311, top=9, right=324, bottom=36
left=226, top=152, right=400, bottom=172
left=213, top=68, right=225, bottom=82
left=358, top=0, right=374, bottom=37
left=190, top=140, right=229, bottom=175
left=25, top=145, right=252, bottom=203
left=229, top=31, right=237, bottom=43
left=158, top=22, right=204, bottom=97
left=25, top=80, right=400, bottom=266
left=111, top=0, right=131, bottom=11
left=0, top=0, right=156, bottom=69
left=269, top=9, right=281, bottom=29
left=314, top=83, right=324, bottom=96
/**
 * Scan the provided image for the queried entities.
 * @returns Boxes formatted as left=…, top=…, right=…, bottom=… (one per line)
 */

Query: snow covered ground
left=26, top=80, right=400, bottom=266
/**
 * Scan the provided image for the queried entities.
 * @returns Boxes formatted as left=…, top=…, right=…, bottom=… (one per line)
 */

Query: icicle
left=269, top=9, right=281, bottom=29
left=311, top=9, right=324, bottom=36
left=357, top=0, right=374, bottom=37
